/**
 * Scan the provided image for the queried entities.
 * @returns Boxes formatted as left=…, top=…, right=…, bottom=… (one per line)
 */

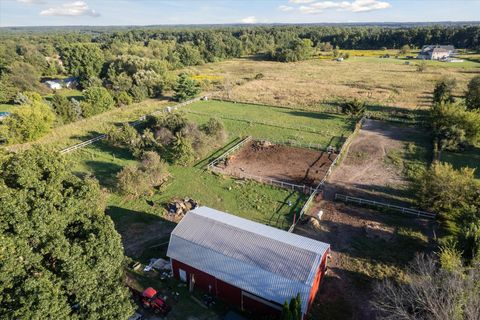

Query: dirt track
left=216, top=140, right=337, bottom=187
left=326, top=119, right=423, bottom=204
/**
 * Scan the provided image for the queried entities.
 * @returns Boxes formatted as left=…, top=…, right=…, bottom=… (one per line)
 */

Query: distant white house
left=417, top=45, right=455, bottom=60
left=44, top=80, right=62, bottom=90
left=43, top=77, right=78, bottom=90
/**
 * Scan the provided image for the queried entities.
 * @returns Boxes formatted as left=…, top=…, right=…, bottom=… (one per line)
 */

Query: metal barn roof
left=167, top=206, right=330, bottom=313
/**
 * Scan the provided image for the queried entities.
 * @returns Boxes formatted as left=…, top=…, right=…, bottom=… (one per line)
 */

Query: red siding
left=307, top=249, right=329, bottom=314
left=171, top=259, right=283, bottom=318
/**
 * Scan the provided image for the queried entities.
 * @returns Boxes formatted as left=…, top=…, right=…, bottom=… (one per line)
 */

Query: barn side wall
left=306, top=249, right=330, bottom=316
left=171, top=259, right=282, bottom=319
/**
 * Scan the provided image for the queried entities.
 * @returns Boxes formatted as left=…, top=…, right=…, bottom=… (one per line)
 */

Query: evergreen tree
left=173, top=73, right=201, bottom=102
left=465, top=75, right=480, bottom=110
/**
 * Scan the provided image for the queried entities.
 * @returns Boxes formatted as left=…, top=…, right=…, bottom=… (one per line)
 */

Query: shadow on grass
left=287, top=109, right=341, bottom=121
left=83, top=160, right=124, bottom=188
left=269, top=191, right=306, bottom=229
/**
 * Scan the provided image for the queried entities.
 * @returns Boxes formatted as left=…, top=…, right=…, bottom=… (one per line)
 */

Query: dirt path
left=325, top=119, right=423, bottom=205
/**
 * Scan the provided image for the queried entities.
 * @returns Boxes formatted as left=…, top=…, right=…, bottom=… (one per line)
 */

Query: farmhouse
left=167, top=206, right=330, bottom=319
left=417, top=45, right=455, bottom=60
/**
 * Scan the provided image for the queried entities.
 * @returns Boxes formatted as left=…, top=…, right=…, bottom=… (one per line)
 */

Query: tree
left=465, top=75, right=480, bottom=110
left=173, top=73, right=201, bottom=102
left=0, top=97, right=56, bottom=144
left=433, top=77, right=456, bottom=105
left=116, top=151, right=169, bottom=198
left=399, top=44, right=411, bottom=55
left=168, top=135, right=195, bottom=166
left=81, top=86, right=115, bottom=117
left=272, top=38, right=313, bottom=62
left=0, top=147, right=134, bottom=319
left=412, top=162, right=480, bottom=260
left=50, top=93, right=79, bottom=124
left=280, top=294, right=302, bottom=320
left=60, top=43, right=104, bottom=87
left=373, top=254, right=480, bottom=320
left=116, top=91, right=133, bottom=106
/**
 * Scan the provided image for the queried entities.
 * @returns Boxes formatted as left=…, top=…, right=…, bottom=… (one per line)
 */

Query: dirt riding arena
left=214, top=140, right=337, bottom=188
left=326, top=119, right=425, bottom=204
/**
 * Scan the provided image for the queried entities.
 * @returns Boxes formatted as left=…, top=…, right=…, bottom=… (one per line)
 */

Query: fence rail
left=59, top=97, right=203, bottom=154
left=287, top=116, right=366, bottom=232
left=206, top=136, right=252, bottom=168
left=334, top=193, right=436, bottom=219
left=255, top=137, right=329, bottom=152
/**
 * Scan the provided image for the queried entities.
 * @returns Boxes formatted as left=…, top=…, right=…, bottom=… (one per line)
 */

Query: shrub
left=465, top=75, right=480, bottom=110
left=116, top=91, right=133, bottom=106
left=130, top=84, right=149, bottom=103
left=81, top=86, right=114, bottom=117
left=107, top=124, right=143, bottom=156
left=50, top=93, right=79, bottom=124
left=433, top=77, right=456, bottom=106
left=0, top=98, right=56, bottom=144
left=340, top=99, right=366, bottom=116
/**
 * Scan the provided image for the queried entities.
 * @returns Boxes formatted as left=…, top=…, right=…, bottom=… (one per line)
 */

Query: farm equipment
left=130, top=286, right=171, bottom=316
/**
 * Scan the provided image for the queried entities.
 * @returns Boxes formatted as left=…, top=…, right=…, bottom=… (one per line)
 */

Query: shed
left=167, top=206, right=330, bottom=319
left=44, top=80, right=62, bottom=90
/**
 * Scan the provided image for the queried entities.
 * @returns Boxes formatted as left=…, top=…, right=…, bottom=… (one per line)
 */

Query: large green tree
left=0, top=94, right=56, bottom=144
left=80, top=86, right=115, bottom=117
left=0, top=148, right=134, bottom=319
left=465, top=75, right=480, bottom=110
left=60, top=43, right=104, bottom=87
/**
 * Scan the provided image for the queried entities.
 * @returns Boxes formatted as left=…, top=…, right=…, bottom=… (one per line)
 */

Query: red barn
left=167, top=206, right=330, bottom=319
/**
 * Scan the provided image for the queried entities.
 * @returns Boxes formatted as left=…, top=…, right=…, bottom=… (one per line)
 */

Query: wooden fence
left=334, top=193, right=436, bottom=219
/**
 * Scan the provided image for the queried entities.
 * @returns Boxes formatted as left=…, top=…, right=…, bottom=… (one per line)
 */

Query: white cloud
left=279, top=5, right=295, bottom=12
left=17, top=0, right=46, bottom=4
left=40, top=1, right=100, bottom=17
left=241, top=16, right=258, bottom=24
left=298, top=0, right=391, bottom=14
left=289, top=0, right=316, bottom=3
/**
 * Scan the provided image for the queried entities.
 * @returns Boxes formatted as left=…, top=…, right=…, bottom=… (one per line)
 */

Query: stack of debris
left=167, top=198, right=198, bottom=217
left=251, top=140, right=273, bottom=152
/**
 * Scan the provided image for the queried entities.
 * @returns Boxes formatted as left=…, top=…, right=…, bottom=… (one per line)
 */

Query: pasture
left=186, top=53, right=480, bottom=110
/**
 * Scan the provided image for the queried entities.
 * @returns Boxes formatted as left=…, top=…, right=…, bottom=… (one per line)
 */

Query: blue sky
left=1, top=0, right=479, bottom=27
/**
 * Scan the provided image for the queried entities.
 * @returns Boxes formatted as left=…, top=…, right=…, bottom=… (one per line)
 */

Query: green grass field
left=442, top=147, right=480, bottom=179
left=71, top=140, right=307, bottom=231
left=184, top=100, right=355, bottom=148
left=0, top=103, right=17, bottom=113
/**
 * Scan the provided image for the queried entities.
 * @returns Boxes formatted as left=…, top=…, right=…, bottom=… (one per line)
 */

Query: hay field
left=186, top=55, right=480, bottom=110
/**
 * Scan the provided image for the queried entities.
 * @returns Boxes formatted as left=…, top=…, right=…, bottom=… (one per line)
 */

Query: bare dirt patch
left=295, top=201, right=435, bottom=319
left=215, top=140, right=337, bottom=187
left=326, top=119, right=424, bottom=204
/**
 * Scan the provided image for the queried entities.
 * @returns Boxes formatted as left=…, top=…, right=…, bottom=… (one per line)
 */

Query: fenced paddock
left=334, top=193, right=436, bottom=219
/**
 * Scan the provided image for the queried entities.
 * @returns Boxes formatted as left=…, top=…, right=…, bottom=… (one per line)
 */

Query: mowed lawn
left=184, top=100, right=355, bottom=149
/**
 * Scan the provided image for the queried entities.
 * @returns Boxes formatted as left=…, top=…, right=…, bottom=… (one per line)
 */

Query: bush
left=201, top=117, right=227, bottom=141
left=81, top=86, right=114, bottom=117
left=116, top=91, right=133, bottom=106
left=50, top=93, right=79, bottom=124
left=0, top=98, right=55, bottom=144
left=130, top=84, right=149, bottom=103
left=465, top=75, right=480, bottom=110
left=340, top=99, right=366, bottom=116
left=433, top=77, right=456, bottom=105
left=116, top=151, right=169, bottom=198
left=107, top=124, right=143, bottom=156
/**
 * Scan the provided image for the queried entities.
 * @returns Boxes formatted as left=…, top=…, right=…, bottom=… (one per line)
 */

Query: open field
left=186, top=54, right=480, bottom=110
left=295, top=201, right=435, bottom=320
left=214, top=140, right=336, bottom=187
left=326, top=119, right=431, bottom=206
left=184, top=100, right=355, bottom=148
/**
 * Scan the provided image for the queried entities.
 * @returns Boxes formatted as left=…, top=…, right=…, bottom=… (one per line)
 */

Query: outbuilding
left=167, top=206, right=330, bottom=319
